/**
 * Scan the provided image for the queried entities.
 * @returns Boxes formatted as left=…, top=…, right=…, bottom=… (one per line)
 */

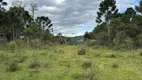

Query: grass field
left=0, top=44, right=142, bottom=80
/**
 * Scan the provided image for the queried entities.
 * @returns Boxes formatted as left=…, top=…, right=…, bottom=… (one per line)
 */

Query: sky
left=4, top=0, right=140, bottom=37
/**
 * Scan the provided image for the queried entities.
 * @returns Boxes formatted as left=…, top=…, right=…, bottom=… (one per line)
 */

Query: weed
left=29, top=58, right=40, bottom=69
left=17, top=56, right=27, bottom=63
left=82, top=61, right=92, bottom=70
left=7, top=41, right=17, bottom=53
left=95, top=53, right=101, bottom=57
left=78, top=49, right=86, bottom=55
left=106, top=54, right=116, bottom=58
left=140, top=52, right=142, bottom=56
left=112, top=63, right=119, bottom=68
left=7, top=60, right=19, bottom=72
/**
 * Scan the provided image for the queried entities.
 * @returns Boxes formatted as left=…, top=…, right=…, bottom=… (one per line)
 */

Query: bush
left=29, top=59, right=40, bottom=68
left=86, top=69, right=95, bottom=80
left=8, top=41, right=17, bottom=52
left=17, top=56, right=27, bottom=63
left=140, top=52, right=142, bottom=56
left=113, top=36, right=134, bottom=50
left=112, top=63, right=119, bottom=68
left=7, top=60, right=19, bottom=72
left=78, top=49, right=86, bottom=55
left=82, top=61, right=92, bottom=70
left=15, top=40, right=28, bottom=49
left=106, top=54, right=116, bottom=58
left=95, top=53, right=101, bottom=57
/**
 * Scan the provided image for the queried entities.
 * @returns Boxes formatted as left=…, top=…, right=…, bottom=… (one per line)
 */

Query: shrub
left=113, top=36, right=134, bottom=50
left=86, top=69, right=95, bottom=80
left=59, top=49, right=64, bottom=54
left=17, top=56, right=27, bottom=63
left=15, top=40, right=28, bottom=49
left=106, top=54, right=116, bottom=58
left=78, top=49, right=86, bottom=55
left=8, top=41, right=17, bottom=52
left=140, top=52, right=142, bottom=56
left=7, top=60, right=19, bottom=72
left=82, top=61, right=92, bottom=70
left=95, top=53, right=101, bottom=57
left=112, top=63, right=119, bottom=68
left=29, top=59, right=40, bottom=68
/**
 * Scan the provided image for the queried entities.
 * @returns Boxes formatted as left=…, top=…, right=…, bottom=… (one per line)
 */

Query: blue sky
left=5, top=0, right=141, bottom=37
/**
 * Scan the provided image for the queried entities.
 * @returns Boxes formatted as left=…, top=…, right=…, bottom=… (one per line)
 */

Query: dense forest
left=0, top=0, right=142, bottom=80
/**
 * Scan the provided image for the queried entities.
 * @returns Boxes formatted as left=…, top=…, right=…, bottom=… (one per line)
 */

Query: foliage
left=7, top=41, right=17, bottom=52
left=29, top=58, right=40, bottom=68
left=96, top=0, right=119, bottom=23
left=90, top=2, right=142, bottom=49
left=112, top=63, right=119, bottom=68
left=82, top=61, right=92, bottom=70
left=78, top=48, right=86, bottom=55
left=7, top=60, right=19, bottom=72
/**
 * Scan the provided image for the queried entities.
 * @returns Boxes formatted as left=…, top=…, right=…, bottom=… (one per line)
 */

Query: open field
left=0, top=45, right=142, bottom=80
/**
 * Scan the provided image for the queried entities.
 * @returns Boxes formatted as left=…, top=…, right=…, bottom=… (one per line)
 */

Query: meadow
left=0, top=42, right=142, bottom=80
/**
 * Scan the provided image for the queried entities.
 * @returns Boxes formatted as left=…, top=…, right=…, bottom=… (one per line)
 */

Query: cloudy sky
left=5, top=0, right=140, bottom=37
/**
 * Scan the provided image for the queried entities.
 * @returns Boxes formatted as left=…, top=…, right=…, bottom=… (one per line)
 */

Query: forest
left=0, top=0, right=142, bottom=80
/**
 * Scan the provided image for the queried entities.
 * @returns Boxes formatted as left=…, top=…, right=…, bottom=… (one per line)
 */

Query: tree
left=0, top=0, right=7, bottom=12
left=12, top=0, right=27, bottom=7
left=96, top=0, right=119, bottom=23
left=121, top=7, right=136, bottom=23
left=96, top=0, right=119, bottom=44
left=84, top=31, right=93, bottom=41
left=30, top=3, right=38, bottom=19
left=6, top=6, right=31, bottom=40
left=135, top=0, right=142, bottom=14
left=36, top=16, right=53, bottom=40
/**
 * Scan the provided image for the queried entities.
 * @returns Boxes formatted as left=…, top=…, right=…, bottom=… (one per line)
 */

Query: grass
left=0, top=44, right=142, bottom=80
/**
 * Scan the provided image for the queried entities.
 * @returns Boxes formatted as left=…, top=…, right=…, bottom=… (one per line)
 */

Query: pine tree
left=96, top=0, right=119, bottom=44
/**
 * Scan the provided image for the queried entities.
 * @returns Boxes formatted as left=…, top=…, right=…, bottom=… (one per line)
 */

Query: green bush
left=112, top=63, right=119, bottom=68
left=106, top=54, right=116, bottom=58
left=8, top=41, right=17, bottom=52
left=78, top=49, right=86, bottom=55
left=95, top=53, right=101, bottom=57
left=113, top=35, right=134, bottom=50
left=86, top=69, right=94, bottom=80
left=82, top=61, right=92, bottom=70
left=15, top=40, right=28, bottom=49
left=7, top=60, right=19, bottom=72
left=140, top=52, right=142, bottom=56
left=17, top=56, right=27, bottom=63
left=29, top=59, right=40, bottom=68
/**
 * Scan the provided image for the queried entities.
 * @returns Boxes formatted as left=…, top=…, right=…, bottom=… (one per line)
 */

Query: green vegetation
left=1, top=0, right=142, bottom=80
left=0, top=45, right=142, bottom=80
left=84, top=0, right=142, bottom=50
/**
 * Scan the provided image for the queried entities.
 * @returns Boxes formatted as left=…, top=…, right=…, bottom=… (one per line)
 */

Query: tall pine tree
left=96, top=0, right=119, bottom=44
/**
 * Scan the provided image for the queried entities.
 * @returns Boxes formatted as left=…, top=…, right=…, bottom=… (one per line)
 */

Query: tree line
left=0, top=0, right=65, bottom=44
left=84, top=0, right=142, bottom=49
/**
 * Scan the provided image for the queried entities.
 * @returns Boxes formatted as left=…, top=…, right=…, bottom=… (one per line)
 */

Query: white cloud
left=55, top=0, right=66, bottom=5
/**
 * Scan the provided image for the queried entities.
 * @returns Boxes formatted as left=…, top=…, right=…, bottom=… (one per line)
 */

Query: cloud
left=4, top=0, right=139, bottom=37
